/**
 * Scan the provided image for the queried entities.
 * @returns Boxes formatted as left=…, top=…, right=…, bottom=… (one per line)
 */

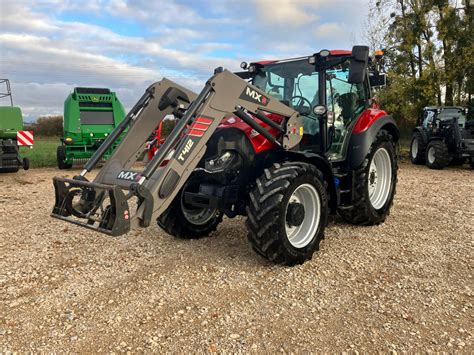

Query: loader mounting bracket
left=52, top=177, right=131, bottom=236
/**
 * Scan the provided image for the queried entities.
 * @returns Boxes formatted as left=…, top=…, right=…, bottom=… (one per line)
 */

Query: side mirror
left=369, top=72, right=387, bottom=87
left=348, top=45, right=369, bottom=84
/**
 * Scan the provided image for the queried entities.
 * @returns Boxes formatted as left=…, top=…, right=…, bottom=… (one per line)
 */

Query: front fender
left=412, top=126, right=428, bottom=142
left=347, top=115, right=399, bottom=169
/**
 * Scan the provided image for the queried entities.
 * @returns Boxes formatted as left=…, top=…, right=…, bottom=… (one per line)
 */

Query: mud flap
left=52, top=177, right=131, bottom=236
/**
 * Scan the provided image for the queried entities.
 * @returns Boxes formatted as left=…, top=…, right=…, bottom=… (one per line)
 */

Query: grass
left=20, top=136, right=59, bottom=168
left=17, top=135, right=413, bottom=169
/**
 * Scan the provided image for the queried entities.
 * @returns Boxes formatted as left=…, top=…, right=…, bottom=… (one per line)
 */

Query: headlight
left=205, top=151, right=235, bottom=171
left=64, top=137, right=74, bottom=144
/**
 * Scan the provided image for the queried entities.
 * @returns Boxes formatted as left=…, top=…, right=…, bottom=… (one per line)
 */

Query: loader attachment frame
left=52, top=69, right=303, bottom=236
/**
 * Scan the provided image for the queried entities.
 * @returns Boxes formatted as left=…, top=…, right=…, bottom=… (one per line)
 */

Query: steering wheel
left=290, top=95, right=312, bottom=115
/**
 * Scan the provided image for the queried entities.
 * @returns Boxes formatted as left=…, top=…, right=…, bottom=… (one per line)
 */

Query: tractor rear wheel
left=157, top=177, right=223, bottom=239
left=338, top=130, right=397, bottom=226
left=426, top=141, right=451, bottom=169
left=246, top=162, right=328, bottom=265
left=410, top=132, right=426, bottom=164
left=57, top=146, right=72, bottom=169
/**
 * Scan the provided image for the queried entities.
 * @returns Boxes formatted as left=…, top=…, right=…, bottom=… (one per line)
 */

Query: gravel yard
left=0, top=162, right=472, bottom=352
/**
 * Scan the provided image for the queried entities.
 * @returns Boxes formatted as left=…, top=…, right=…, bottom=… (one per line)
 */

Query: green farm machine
left=0, top=79, right=31, bottom=173
left=57, top=87, right=126, bottom=169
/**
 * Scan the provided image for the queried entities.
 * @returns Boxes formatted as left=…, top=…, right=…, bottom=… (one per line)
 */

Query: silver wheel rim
left=411, top=138, right=418, bottom=158
left=428, top=146, right=435, bottom=164
left=285, top=183, right=321, bottom=248
left=180, top=192, right=217, bottom=226
left=368, top=147, right=392, bottom=210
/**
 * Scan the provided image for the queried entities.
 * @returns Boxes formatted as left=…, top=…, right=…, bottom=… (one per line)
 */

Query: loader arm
left=52, top=69, right=303, bottom=236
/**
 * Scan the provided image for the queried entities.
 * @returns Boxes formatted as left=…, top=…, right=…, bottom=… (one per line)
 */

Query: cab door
left=326, top=69, right=369, bottom=160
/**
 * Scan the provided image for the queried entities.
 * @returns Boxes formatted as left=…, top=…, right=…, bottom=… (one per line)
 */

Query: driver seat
left=338, top=92, right=358, bottom=122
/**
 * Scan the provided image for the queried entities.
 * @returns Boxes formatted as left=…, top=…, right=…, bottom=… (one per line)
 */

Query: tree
left=364, top=0, right=473, bottom=130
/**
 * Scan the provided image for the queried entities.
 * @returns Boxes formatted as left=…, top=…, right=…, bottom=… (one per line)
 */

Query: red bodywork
left=218, top=105, right=387, bottom=155
left=253, top=50, right=352, bottom=66
left=218, top=113, right=285, bottom=154
left=352, top=104, right=388, bottom=134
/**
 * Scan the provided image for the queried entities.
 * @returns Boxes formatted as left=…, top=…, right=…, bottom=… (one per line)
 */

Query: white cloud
left=0, top=0, right=370, bottom=121
left=253, top=0, right=320, bottom=26
left=314, top=22, right=347, bottom=41
left=0, top=1, right=59, bottom=32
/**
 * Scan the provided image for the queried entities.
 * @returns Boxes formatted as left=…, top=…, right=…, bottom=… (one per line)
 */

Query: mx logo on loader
left=240, top=86, right=269, bottom=106
left=117, top=170, right=142, bottom=181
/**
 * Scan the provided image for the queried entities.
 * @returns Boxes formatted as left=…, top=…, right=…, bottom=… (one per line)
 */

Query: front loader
left=52, top=46, right=399, bottom=265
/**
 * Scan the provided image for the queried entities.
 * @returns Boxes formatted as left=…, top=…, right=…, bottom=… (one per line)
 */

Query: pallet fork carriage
left=52, top=69, right=303, bottom=236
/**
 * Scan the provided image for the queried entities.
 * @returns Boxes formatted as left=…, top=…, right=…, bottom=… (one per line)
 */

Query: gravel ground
left=0, top=162, right=473, bottom=352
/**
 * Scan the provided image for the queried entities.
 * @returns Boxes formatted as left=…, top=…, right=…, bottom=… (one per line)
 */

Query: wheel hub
left=369, top=170, right=377, bottom=186
left=286, top=202, right=305, bottom=227
left=411, top=138, right=418, bottom=158
left=428, top=146, right=435, bottom=164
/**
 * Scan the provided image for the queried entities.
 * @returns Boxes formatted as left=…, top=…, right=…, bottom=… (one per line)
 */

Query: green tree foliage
left=367, top=0, right=473, bottom=130
left=26, top=115, right=63, bottom=136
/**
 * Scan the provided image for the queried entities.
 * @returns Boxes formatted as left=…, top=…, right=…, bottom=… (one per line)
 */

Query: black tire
left=157, top=177, right=223, bottom=239
left=246, top=162, right=328, bottom=265
left=470, top=159, right=474, bottom=169
left=409, top=131, right=426, bottom=164
left=0, top=166, right=19, bottom=173
left=22, top=158, right=30, bottom=170
left=57, top=146, right=72, bottom=169
left=338, top=130, right=398, bottom=226
left=425, top=140, right=451, bottom=169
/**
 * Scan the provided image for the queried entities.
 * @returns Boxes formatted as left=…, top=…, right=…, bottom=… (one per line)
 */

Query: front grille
left=76, top=87, right=110, bottom=94
left=79, top=102, right=113, bottom=108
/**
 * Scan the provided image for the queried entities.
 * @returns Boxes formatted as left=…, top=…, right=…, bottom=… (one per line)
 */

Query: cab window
left=326, top=69, right=368, bottom=158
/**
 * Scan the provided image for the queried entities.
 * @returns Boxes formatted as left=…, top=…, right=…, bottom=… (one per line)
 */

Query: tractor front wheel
left=22, top=158, right=30, bottom=170
left=426, top=141, right=451, bottom=169
left=338, top=130, right=398, bottom=225
left=157, top=177, right=223, bottom=239
left=57, top=146, right=72, bottom=169
left=410, top=132, right=426, bottom=164
left=246, top=162, right=328, bottom=265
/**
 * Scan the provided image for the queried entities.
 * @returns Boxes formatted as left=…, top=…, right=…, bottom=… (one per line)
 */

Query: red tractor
left=52, top=46, right=398, bottom=265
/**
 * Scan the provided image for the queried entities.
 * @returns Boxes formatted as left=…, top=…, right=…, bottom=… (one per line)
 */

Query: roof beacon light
left=319, top=49, right=330, bottom=57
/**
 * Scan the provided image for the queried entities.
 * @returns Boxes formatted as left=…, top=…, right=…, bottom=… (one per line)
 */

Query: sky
left=0, top=0, right=368, bottom=122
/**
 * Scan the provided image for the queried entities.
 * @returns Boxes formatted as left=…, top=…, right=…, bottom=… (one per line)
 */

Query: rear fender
left=347, top=115, right=399, bottom=169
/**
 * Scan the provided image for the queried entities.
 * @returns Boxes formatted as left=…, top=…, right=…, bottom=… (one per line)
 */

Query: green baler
left=0, top=79, right=30, bottom=173
left=58, top=87, right=126, bottom=169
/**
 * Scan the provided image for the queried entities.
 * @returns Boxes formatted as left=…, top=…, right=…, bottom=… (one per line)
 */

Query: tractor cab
left=422, top=106, right=468, bottom=129
left=237, top=49, right=374, bottom=161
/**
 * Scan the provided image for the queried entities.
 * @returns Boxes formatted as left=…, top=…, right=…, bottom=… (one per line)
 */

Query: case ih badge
left=16, top=130, right=34, bottom=146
